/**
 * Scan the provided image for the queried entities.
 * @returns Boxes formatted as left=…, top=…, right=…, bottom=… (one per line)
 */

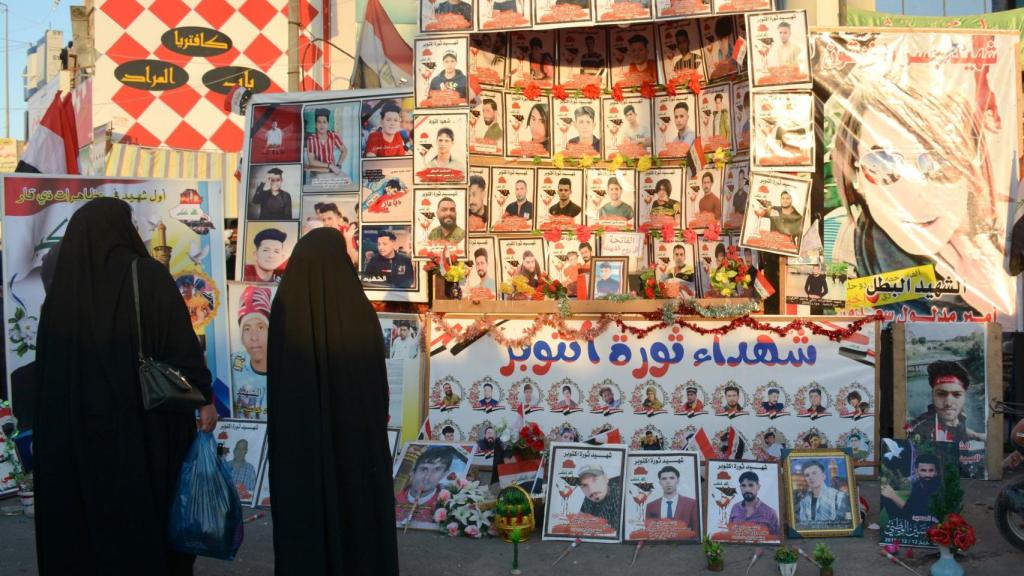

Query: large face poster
left=811, top=30, right=1019, bottom=323
left=2, top=177, right=230, bottom=421
left=214, top=419, right=268, bottom=506
left=542, top=443, right=627, bottom=543
left=880, top=438, right=959, bottom=548
left=705, top=460, right=781, bottom=544
left=393, top=442, right=476, bottom=530
left=902, top=322, right=989, bottom=479
left=429, top=318, right=878, bottom=473
left=228, top=283, right=276, bottom=421
left=381, top=313, right=426, bottom=442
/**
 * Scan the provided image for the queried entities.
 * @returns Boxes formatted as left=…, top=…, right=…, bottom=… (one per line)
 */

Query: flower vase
left=778, top=562, right=797, bottom=576
left=445, top=281, right=462, bottom=300
left=931, top=548, right=964, bottom=576
left=18, top=490, right=34, bottom=518
left=706, top=558, right=724, bottom=572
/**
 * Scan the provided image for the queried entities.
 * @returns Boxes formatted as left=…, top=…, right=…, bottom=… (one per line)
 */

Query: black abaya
left=268, top=227, right=399, bottom=576
left=33, top=198, right=212, bottom=575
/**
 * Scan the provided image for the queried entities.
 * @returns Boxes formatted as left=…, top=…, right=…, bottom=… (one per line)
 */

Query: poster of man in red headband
left=229, top=283, right=277, bottom=420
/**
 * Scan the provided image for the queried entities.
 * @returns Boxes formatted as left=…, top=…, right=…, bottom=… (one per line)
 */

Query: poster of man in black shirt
left=361, top=226, right=416, bottom=289
left=249, top=166, right=297, bottom=220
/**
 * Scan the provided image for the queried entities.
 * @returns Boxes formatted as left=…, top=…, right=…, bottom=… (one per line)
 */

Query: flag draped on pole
left=350, top=0, right=414, bottom=89
left=16, top=93, right=80, bottom=174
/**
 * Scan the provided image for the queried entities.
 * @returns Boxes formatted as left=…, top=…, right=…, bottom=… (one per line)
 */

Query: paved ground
left=1, top=480, right=1022, bottom=575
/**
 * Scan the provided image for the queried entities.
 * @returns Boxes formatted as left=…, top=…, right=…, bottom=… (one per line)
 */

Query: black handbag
left=132, top=259, right=207, bottom=411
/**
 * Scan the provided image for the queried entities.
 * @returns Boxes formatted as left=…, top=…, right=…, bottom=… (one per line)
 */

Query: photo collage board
left=408, top=0, right=808, bottom=302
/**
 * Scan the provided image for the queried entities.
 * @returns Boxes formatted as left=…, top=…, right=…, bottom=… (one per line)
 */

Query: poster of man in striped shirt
left=302, top=102, right=360, bottom=192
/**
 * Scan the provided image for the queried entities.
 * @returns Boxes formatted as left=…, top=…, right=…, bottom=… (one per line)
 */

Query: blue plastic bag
left=169, top=431, right=244, bottom=560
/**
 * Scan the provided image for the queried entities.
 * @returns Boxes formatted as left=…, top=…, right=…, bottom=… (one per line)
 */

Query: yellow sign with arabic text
left=845, top=264, right=947, bottom=309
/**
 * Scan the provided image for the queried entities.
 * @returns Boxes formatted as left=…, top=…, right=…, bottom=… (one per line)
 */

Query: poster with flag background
left=1, top=176, right=230, bottom=424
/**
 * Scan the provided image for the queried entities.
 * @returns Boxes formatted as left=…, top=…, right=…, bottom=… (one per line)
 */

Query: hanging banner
left=797, top=29, right=1020, bottom=325
left=1, top=176, right=230, bottom=425
left=846, top=7, right=1024, bottom=60
left=428, top=317, right=879, bottom=473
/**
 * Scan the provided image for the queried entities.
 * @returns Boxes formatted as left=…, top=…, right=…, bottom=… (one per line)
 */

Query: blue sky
left=1, top=1, right=71, bottom=140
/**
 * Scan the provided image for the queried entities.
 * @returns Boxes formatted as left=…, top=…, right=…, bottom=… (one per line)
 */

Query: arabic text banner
left=428, top=317, right=878, bottom=469
left=1, top=176, right=230, bottom=423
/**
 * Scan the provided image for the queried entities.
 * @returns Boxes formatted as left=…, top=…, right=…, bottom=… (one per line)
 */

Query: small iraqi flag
left=16, top=93, right=79, bottom=174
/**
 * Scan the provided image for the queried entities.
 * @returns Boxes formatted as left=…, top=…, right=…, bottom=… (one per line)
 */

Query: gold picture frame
left=781, top=449, right=861, bottom=539
left=588, top=256, right=629, bottom=299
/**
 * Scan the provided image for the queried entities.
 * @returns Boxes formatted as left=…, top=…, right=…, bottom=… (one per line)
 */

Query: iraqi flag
left=722, top=427, right=746, bottom=460
left=350, top=0, right=413, bottom=88
left=687, top=137, right=706, bottom=177
left=584, top=427, right=623, bottom=445
left=16, top=93, right=79, bottom=174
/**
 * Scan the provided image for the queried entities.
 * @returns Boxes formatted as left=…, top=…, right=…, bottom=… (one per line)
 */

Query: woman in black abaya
left=33, top=198, right=218, bottom=575
left=268, top=227, right=398, bottom=575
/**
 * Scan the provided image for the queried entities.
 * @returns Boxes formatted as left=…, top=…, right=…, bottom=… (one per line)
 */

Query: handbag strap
left=131, top=258, right=144, bottom=360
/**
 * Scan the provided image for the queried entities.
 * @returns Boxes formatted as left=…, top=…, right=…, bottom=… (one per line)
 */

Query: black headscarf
left=268, top=227, right=398, bottom=575
left=34, top=198, right=210, bottom=575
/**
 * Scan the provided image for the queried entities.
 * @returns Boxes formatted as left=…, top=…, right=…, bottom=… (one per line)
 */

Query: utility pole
left=0, top=2, right=8, bottom=138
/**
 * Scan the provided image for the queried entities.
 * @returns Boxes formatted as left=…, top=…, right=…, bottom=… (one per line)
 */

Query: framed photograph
left=714, top=0, right=772, bottom=13
left=534, top=0, right=591, bottom=27
left=684, top=167, right=724, bottom=230
left=623, top=451, right=702, bottom=542
left=505, top=91, right=552, bottom=159
left=782, top=449, right=861, bottom=538
left=491, top=166, right=536, bottom=232
left=589, top=257, right=628, bottom=298
left=546, top=234, right=584, bottom=298
left=469, top=89, right=505, bottom=156
left=696, top=237, right=726, bottom=296
left=739, top=172, right=810, bottom=257
left=658, top=20, right=706, bottom=88
left=468, top=166, right=491, bottom=232
left=704, top=460, right=781, bottom=544
left=894, top=322, right=1000, bottom=480
left=478, top=0, right=532, bottom=31
left=213, top=419, right=268, bottom=506
left=751, top=91, right=814, bottom=172
left=508, top=30, right=556, bottom=88
left=228, top=284, right=274, bottom=416
left=638, top=167, right=684, bottom=228
left=722, top=158, right=749, bottom=230
left=421, top=0, right=475, bottom=33
left=553, top=97, right=603, bottom=159
left=529, top=170, right=581, bottom=234
left=248, top=104, right=302, bottom=164
left=413, top=111, right=469, bottom=185
left=653, top=94, right=697, bottom=159
left=393, top=442, right=476, bottom=530
left=731, top=82, right=750, bottom=151
left=697, top=84, right=733, bottom=154
left=413, top=188, right=468, bottom=258
left=557, top=29, right=608, bottom=90
left=414, top=37, right=470, bottom=109
left=747, top=10, right=811, bottom=90
left=361, top=158, right=415, bottom=223
left=880, top=439, right=959, bottom=548
left=388, top=427, right=403, bottom=460
left=246, top=164, right=301, bottom=221
left=586, top=168, right=637, bottom=231
left=498, top=237, right=546, bottom=294
left=609, top=25, right=659, bottom=89
left=600, top=231, right=644, bottom=272
left=654, top=0, right=710, bottom=19
left=595, top=0, right=651, bottom=24
left=603, top=96, right=652, bottom=160
left=652, top=236, right=697, bottom=298
left=469, top=33, right=508, bottom=86
left=700, top=16, right=738, bottom=82
left=542, top=443, right=628, bottom=542
left=241, top=221, right=299, bottom=283
left=462, top=236, right=499, bottom=301
left=301, top=102, right=360, bottom=192
left=360, top=224, right=419, bottom=291
left=361, top=97, right=414, bottom=158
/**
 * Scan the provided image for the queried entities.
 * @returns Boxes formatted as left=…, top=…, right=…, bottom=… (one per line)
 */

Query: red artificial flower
left=683, top=228, right=698, bottom=245
left=640, top=80, right=657, bottom=99
left=611, top=85, right=625, bottom=102
left=928, top=526, right=951, bottom=547
left=705, top=221, right=721, bottom=241
left=523, top=82, right=542, bottom=101
left=469, top=75, right=483, bottom=99
left=664, top=80, right=678, bottom=97
left=727, top=245, right=739, bottom=257
left=543, top=228, right=563, bottom=242
left=581, top=83, right=603, bottom=100
left=686, top=71, right=702, bottom=95
left=661, top=223, right=676, bottom=242
left=945, top=514, right=966, bottom=528
left=953, top=532, right=970, bottom=551
left=575, top=224, right=593, bottom=243
left=551, top=84, right=569, bottom=100
left=645, top=286, right=654, bottom=298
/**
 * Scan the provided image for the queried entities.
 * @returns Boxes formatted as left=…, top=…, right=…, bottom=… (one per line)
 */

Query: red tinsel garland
left=431, top=306, right=884, bottom=349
